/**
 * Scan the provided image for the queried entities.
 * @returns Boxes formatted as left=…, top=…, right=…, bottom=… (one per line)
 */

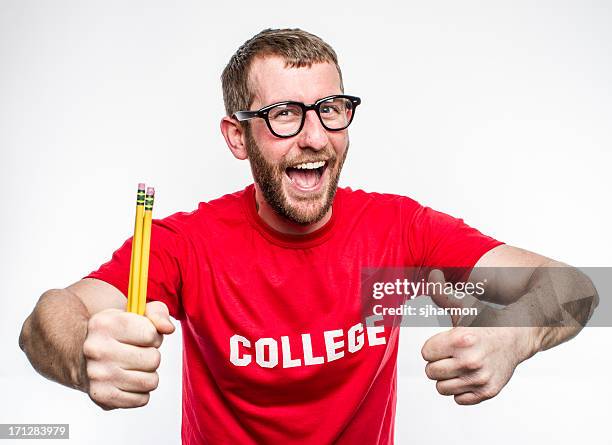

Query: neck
left=253, top=184, right=332, bottom=235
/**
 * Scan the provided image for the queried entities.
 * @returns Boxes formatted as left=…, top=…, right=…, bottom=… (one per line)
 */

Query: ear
left=220, top=116, right=248, bottom=160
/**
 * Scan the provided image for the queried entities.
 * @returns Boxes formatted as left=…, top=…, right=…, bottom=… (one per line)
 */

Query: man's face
left=244, top=56, right=349, bottom=225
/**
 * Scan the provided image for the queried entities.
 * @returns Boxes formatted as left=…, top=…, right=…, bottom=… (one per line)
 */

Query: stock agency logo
left=361, top=267, right=487, bottom=326
left=361, top=266, right=606, bottom=328
left=371, top=278, right=486, bottom=300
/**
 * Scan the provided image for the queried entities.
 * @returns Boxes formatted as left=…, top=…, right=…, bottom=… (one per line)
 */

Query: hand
left=82, top=301, right=175, bottom=410
left=421, top=326, right=525, bottom=405
left=421, top=270, right=532, bottom=405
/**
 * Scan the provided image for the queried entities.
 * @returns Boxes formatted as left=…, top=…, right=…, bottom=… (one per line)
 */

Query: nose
left=297, top=109, right=329, bottom=151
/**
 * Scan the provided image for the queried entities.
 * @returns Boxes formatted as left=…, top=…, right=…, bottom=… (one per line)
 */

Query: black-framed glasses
left=233, top=94, right=361, bottom=138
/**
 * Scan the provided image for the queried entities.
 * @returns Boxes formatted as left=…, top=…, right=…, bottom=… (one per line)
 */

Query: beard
left=244, top=128, right=348, bottom=225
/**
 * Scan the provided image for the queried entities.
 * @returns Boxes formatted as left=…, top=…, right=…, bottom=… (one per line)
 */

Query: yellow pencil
left=127, top=183, right=146, bottom=313
left=136, top=187, right=155, bottom=315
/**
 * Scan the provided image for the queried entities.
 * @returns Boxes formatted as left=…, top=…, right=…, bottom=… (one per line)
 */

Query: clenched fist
left=82, top=301, right=175, bottom=410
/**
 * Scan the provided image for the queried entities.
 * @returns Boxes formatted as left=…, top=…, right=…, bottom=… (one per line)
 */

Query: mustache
left=280, top=152, right=337, bottom=170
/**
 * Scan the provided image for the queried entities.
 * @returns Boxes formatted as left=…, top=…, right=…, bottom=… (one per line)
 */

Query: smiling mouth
left=285, top=160, right=328, bottom=191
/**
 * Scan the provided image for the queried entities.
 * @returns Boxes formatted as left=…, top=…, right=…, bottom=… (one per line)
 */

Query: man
left=19, top=28, right=597, bottom=444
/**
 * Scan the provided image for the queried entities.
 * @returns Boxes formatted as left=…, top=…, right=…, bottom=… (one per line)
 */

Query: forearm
left=509, top=265, right=598, bottom=352
left=19, top=288, right=90, bottom=391
left=459, top=264, right=598, bottom=357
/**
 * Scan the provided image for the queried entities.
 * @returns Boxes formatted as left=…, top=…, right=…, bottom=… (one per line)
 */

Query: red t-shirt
left=85, top=184, right=502, bottom=445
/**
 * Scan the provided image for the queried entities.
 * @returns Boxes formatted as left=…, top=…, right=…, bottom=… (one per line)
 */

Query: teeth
left=293, top=161, right=325, bottom=170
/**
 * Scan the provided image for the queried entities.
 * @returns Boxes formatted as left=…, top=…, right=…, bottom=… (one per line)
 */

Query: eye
left=321, top=105, right=339, bottom=114
left=269, top=104, right=302, bottom=120
left=319, top=98, right=349, bottom=115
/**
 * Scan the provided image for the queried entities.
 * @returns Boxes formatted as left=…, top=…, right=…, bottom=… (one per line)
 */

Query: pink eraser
left=146, top=187, right=155, bottom=196
left=138, top=183, right=146, bottom=190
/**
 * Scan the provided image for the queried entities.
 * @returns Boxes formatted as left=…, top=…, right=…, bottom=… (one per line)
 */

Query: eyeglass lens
left=267, top=97, right=354, bottom=136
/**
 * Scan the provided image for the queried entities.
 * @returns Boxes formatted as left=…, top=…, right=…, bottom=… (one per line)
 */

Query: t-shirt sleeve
left=404, top=199, right=504, bottom=282
left=84, top=217, right=186, bottom=320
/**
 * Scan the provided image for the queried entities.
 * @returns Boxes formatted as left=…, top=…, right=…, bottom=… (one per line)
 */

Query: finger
left=113, top=342, right=162, bottom=372
left=421, top=330, right=454, bottom=361
left=435, top=378, right=481, bottom=396
left=88, top=311, right=162, bottom=348
left=454, top=392, right=481, bottom=405
left=425, top=358, right=463, bottom=380
left=116, top=370, right=160, bottom=393
left=449, top=328, right=478, bottom=350
left=89, top=383, right=150, bottom=409
left=111, top=313, right=163, bottom=348
left=145, top=301, right=175, bottom=335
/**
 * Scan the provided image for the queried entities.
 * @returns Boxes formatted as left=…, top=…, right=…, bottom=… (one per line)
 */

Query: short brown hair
left=221, top=28, right=344, bottom=117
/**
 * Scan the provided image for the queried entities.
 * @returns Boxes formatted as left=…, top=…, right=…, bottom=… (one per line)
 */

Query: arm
left=19, top=279, right=124, bottom=390
left=467, top=244, right=598, bottom=351
left=19, top=278, right=174, bottom=409
left=421, top=244, right=598, bottom=405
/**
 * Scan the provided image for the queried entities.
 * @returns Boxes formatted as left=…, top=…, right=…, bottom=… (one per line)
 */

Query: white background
left=1, top=1, right=611, bottom=444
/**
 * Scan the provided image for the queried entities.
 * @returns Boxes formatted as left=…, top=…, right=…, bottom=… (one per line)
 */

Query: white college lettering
left=281, top=336, right=302, bottom=368
left=347, top=323, right=364, bottom=353
left=302, top=333, right=324, bottom=366
left=255, top=338, right=278, bottom=368
left=229, top=318, right=387, bottom=369
left=366, top=315, right=386, bottom=346
left=323, top=329, right=345, bottom=362
left=229, top=334, right=251, bottom=366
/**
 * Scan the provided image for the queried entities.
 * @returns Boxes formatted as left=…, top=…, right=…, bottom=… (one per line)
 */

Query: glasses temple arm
left=233, top=110, right=260, bottom=121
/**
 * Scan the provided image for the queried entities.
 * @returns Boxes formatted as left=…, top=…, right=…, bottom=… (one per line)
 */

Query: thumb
left=427, top=269, right=464, bottom=326
left=145, top=301, right=175, bottom=335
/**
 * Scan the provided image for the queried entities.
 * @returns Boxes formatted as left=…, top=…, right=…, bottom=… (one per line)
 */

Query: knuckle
left=134, top=392, right=151, bottom=408
left=82, top=339, right=100, bottom=360
left=87, top=363, right=112, bottom=382
left=89, top=313, right=112, bottom=332
left=420, top=344, right=431, bottom=361
left=148, top=300, right=168, bottom=314
left=451, top=328, right=474, bottom=347
left=479, top=386, right=498, bottom=400
left=467, top=374, right=485, bottom=386
left=455, top=394, right=476, bottom=405
left=461, top=356, right=482, bottom=371
left=134, top=374, right=148, bottom=391
left=466, top=373, right=486, bottom=386
left=150, top=372, right=160, bottom=390
left=140, top=348, right=161, bottom=370
left=150, top=349, right=162, bottom=369
left=424, top=364, right=434, bottom=379
left=153, top=333, right=164, bottom=348
left=476, top=370, right=491, bottom=385
left=115, top=312, right=133, bottom=331
left=140, top=324, right=158, bottom=345
left=136, top=372, right=159, bottom=391
left=435, top=381, right=449, bottom=396
left=461, top=365, right=484, bottom=382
